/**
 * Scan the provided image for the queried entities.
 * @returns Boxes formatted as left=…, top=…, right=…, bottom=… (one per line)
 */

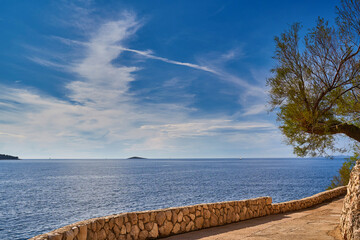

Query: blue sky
left=0, top=0, right=339, bottom=158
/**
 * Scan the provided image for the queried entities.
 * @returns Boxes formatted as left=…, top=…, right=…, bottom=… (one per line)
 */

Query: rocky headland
left=0, top=154, right=19, bottom=160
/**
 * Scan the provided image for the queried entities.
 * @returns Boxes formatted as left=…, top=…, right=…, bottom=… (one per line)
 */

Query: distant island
left=0, top=154, right=19, bottom=160
left=127, top=156, right=146, bottom=159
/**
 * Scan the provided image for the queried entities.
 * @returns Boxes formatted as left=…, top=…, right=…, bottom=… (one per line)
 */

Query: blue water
left=0, top=158, right=345, bottom=240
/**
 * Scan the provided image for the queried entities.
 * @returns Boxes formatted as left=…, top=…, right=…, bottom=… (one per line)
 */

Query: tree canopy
left=268, top=0, right=360, bottom=157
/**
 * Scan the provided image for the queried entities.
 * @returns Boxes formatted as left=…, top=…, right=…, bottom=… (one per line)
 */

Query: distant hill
left=127, top=156, right=146, bottom=159
left=0, top=154, right=19, bottom=160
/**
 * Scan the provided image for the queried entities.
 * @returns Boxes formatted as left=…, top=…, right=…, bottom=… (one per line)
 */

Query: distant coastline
left=0, top=154, right=19, bottom=160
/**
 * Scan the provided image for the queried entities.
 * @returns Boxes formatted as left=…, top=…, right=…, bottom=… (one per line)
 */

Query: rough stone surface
left=109, top=218, right=114, bottom=229
left=125, top=222, right=131, bottom=233
left=165, top=211, right=172, bottom=221
left=108, top=231, right=115, bottom=240
left=172, top=223, right=181, bottom=234
left=64, top=230, right=75, bottom=240
left=159, top=221, right=173, bottom=236
left=120, top=225, right=126, bottom=235
left=183, top=208, right=190, bottom=216
left=143, top=213, right=150, bottom=223
left=180, top=221, right=187, bottom=232
left=195, top=217, right=204, bottom=229
left=128, top=213, right=138, bottom=225
left=130, top=225, right=140, bottom=239
left=185, top=221, right=195, bottom=232
left=98, top=229, right=106, bottom=240
left=148, top=223, right=158, bottom=238
left=172, top=211, right=178, bottom=224
left=156, top=212, right=166, bottom=226
left=138, top=230, right=148, bottom=240
left=77, top=225, right=87, bottom=240
left=138, top=220, right=144, bottom=231
left=210, top=213, right=218, bottom=227
left=177, top=211, right=183, bottom=222
left=48, top=234, right=62, bottom=240
left=341, top=161, right=360, bottom=240
left=113, top=225, right=120, bottom=237
left=144, top=222, right=153, bottom=231
left=115, top=216, right=123, bottom=227
left=204, top=209, right=211, bottom=219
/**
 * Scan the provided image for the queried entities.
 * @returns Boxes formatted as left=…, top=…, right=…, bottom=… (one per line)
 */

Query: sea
left=0, top=157, right=346, bottom=240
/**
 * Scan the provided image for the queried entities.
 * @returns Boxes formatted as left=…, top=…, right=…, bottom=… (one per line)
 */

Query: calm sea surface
left=0, top=158, right=345, bottom=240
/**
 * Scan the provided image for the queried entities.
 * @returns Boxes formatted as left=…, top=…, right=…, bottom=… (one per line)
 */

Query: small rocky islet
left=127, top=156, right=146, bottom=159
left=0, top=154, right=19, bottom=160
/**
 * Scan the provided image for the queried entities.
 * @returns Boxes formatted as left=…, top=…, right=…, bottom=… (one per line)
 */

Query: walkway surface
left=165, top=197, right=344, bottom=240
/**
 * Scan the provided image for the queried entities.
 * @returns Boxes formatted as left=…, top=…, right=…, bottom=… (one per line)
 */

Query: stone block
left=130, top=225, right=140, bottom=239
left=139, top=220, right=144, bottom=230
left=115, top=216, right=124, bottom=227
left=204, top=209, right=211, bottom=219
left=143, top=213, right=150, bottom=223
left=172, top=211, right=178, bottom=224
left=172, top=223, right=181, bottom=234
left=185, top=221, right=194, bottom=232
left=64, top=230, right=75, bottom=240
left=177, top=211, right=184, bottom=222
left=128, top=213, right=138, bottom=225
left=108, top=231, right=115, bottom=240
left=77, top=225, right=87, bottom=240
left=159, top=221, right=173, bottom=236
left=195, top=217, right=204, bottom=229
left=138, top=230, right=148, bottom=240
left=98, top=229, right=106, bottom=240
left=109, top=218, right=114, bottom=229
left=145, top=222, right=153, bottom=231
left=165, top=210, right=172, bottom=221
left=183, top=208, right=190, bottom=216
left=48, top=234, right=62, bottom=240
left=113, top=225, right=120, bottom=237
left=156, top=212, right=166, bottom=226
left=125, top=222, right=131, bottom=233
left=148, top=223, right=158, bottom=238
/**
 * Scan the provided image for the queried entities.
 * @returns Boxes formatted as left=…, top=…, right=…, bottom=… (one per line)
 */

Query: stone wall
left=30, top=186, right=346, bottom=240
left=340, top=160, right=360, bottom=240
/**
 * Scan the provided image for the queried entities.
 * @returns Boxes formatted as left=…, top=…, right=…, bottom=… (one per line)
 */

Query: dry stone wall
left=30, top=186, right=346, bottom=240
left=340, top=160, right=360, bottom=240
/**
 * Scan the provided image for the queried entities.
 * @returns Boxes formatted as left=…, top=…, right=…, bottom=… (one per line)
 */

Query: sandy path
left=164, top=197, right=344, bottom=240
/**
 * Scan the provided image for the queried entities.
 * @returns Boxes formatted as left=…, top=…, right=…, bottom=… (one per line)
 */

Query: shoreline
left=29, top=186, right=347, bottom=240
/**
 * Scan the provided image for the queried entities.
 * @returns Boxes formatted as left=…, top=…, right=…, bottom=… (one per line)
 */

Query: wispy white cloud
left=141, top=120, right=275, bottom=138
left=195, top=47, right=266, bottom=99
left=242, top=104, right=268, bottom=116
left=44, top=36, right=218, bottom=74
left=27, top=56, right=68, bottom=69
left=117, top=47, right=218, bottom=74
left=0, top=12, right=288, bottom=158
left=0, top=132, right=25, bottom=138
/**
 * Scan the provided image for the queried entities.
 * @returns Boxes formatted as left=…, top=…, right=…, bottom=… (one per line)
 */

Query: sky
left=0, top=0, right=340, bottom=159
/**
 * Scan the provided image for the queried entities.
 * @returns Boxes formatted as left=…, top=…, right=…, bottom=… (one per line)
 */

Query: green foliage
left=268, top=0, right=360, bottom=157
left=328, top=151, right=359, bottom=189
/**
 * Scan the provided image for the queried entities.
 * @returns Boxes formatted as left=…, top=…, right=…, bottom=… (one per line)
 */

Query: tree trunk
left=335, top=124, right=360, bottom=143
left=309, top=123, right=360, bottom=143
